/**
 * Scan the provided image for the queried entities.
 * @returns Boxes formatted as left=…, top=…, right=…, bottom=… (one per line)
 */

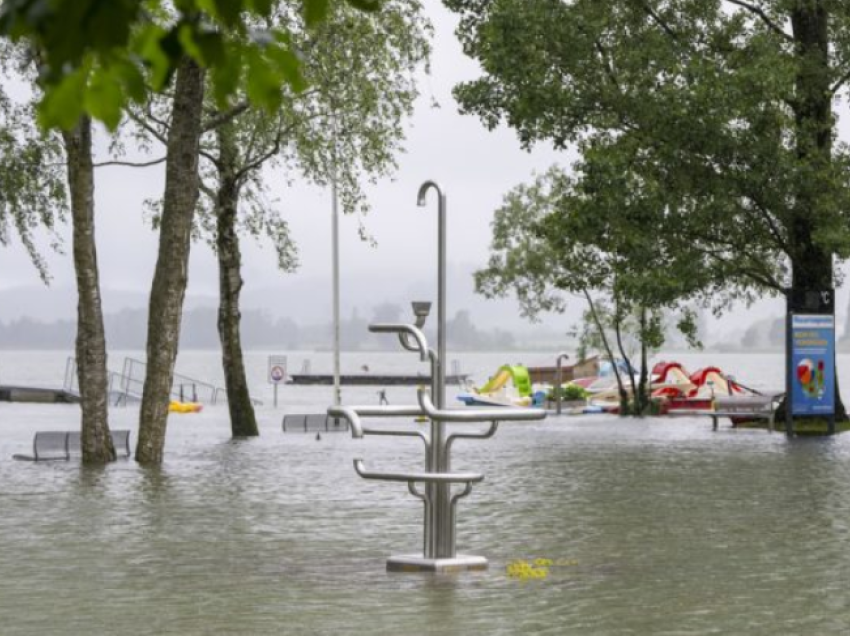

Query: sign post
left=268, top=355, right=287, bottom=408
left=786, top=290, right=835, bottom=435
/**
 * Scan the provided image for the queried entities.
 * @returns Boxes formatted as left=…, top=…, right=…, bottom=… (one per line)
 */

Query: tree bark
left=63, top=116, right=115, bottom=464
left=637, top=307, right=649, bottom=415
left=789, top=3, right=847, bottom=421
left=612, top=300, right=637, bottom=414
left=215, top=122, right=259, bottom=437
left=136, top=58, right=206, bottom=464
left=583, top=289, right=629, bottom=410
left=790, top=2, right=833, bottom=293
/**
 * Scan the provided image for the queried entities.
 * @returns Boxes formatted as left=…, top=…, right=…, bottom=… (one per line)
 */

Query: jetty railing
left=64, top=356, right=262, bottom=407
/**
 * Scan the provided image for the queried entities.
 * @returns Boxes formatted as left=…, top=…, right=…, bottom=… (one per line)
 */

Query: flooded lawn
left=2, top=401, right=850, bottom=635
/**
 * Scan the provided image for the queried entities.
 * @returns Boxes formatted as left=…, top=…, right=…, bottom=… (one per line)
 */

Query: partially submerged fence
left=64, top=357, right=262, bottom=407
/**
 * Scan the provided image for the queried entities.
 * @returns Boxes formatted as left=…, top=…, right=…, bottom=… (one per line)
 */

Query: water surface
left=1, top=351, right=849, bottom=634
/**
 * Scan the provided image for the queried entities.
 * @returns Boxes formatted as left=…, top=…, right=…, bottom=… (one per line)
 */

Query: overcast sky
left=1, top=5, right=849, bottom=337
left=0, top=6, right=571, bottom=323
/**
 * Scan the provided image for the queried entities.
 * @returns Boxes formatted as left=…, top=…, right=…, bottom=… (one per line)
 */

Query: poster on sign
left=790, top=314, right=835, bottom=416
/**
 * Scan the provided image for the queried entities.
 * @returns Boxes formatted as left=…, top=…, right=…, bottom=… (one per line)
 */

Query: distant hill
left=0, top=267, right=578, bottom=332
left=0, top=305, right=562, bottom=351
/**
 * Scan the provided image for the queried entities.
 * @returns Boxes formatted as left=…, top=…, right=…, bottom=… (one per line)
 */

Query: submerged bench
left=709, top=396, right=780, bottom=432
left=282, top=414, right=349, bottom=433
left=13, top=430, right=132, bottom=461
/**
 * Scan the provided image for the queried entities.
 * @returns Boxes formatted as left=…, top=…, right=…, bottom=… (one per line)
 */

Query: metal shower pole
left=416, top=180, right=452, bottom=558
left=556, top=353, right=570, bottom=415
left=416, top=180, right=446, bottom=408
left=331, top=124, right=341, bottom=408
left=326, top=180, right=547, bottom=571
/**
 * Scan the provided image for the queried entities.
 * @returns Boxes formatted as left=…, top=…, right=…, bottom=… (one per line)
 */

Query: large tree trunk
left=612, top=299, right=637, bottom=414
left=790, top=3, right=833, bottom=292
left=582, top=289, right=628, bottom=410
left=136, top=58, right=206, bottom=464
left=215, top=123, right=259, bottom=437
left=637, top=307, right=650, bottom=415
left=63, top=116, right=115, bottom=464
left=789, top=3, right=846, bottom=421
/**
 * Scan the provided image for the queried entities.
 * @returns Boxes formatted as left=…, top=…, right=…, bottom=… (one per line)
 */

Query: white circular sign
left=270, top=365, right=285, bottom=383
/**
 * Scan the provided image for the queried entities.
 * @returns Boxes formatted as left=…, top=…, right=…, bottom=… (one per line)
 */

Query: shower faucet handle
left=368, top=323, right=430, bottom=360
left=416, top=388, right=546, bottom=423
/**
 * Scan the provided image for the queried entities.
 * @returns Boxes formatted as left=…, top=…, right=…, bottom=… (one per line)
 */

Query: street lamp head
left=412, top=301, right=431, bottom=328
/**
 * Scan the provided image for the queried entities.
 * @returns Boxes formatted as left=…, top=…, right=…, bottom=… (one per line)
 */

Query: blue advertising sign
left=790, top=314, right=835, bottom=416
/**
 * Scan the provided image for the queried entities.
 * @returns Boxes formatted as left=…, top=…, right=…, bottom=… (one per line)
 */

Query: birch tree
left=129, top=0, right=429, bottom=454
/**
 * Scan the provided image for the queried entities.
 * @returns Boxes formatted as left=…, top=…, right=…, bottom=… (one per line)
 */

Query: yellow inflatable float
left=169, top=401, right=203, bottom=414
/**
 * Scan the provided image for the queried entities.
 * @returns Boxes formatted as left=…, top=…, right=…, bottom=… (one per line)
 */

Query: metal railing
left=64, top=356, right=262, bottom=407
left=119, top=357, right=262, bottom=406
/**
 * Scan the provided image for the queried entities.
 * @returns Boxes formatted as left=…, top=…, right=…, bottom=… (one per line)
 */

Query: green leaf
left=84, top=66, right=124, bottom=130
left=248, top=0, right=274, bottom=17
left=195, top=31, right=226, bottom=66
left=138, top=24, right=174, bottom=91
left=37, top=64, right=89, bottom=130
left=245, top=48, right=282, bottom=111
left=213, top=0, right=242, bottom=27
left=345, top=0, right=381, bottom=12
left=266, top=44, right=306, bottom=93
left=87, top=0, right=135, bottom=51
left=158, top=27, right=184, bottom=63
left=304, top=0, right=330, bottom=27
left=178, top=24, right=225, bottom=67
left=210, top=46, right=243, bottom=107
left=115, top=59, right=147, bottom=104
left=195, top=0, right=217, bottom=11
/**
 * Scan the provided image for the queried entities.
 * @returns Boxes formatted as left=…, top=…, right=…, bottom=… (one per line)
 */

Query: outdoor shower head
left=417, top=180, right=441, bottom=207
left=412, top=301, right=431, bottom=328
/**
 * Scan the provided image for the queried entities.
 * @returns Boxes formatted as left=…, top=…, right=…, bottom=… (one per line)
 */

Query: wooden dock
left=0, top=385, right=80, bottom=404
left=287, top=374, right=469, bottom=386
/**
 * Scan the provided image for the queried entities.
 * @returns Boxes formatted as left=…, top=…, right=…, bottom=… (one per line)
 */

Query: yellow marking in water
left=506, top=556, right=579, bottom=580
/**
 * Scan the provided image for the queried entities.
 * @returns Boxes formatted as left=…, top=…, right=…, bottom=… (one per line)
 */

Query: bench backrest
left=282, top=414, right=349, bottom=433
left=67, top=430, right=132, bottom=458
left=32, top=431, right=72, bottom=460
left=112, top=430, right=132, bottom=456
left=28, top=430, right=133, bottom=460
left=714, top=396, right=776, bottom=412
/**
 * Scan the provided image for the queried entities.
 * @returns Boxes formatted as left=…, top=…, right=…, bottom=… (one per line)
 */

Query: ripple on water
left=2, top=410, right=850, bottom=634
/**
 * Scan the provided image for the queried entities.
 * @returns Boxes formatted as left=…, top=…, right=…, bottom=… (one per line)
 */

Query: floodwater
left=2, top=351, right=850, bottom=635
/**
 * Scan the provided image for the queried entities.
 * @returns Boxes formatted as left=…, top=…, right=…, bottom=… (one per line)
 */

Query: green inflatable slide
left=477, top=365, right=532, bottom=397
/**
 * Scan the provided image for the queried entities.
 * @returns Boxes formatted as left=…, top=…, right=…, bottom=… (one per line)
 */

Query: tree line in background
left=0, top=306, right=517, bottom=351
